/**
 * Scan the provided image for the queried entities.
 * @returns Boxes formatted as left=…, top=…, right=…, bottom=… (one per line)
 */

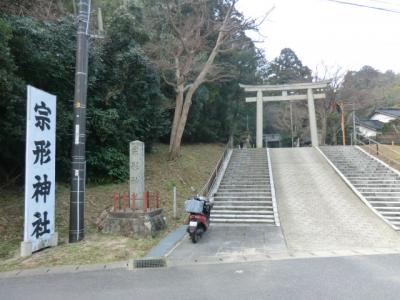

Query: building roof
left=372, top=108, right=400, bottom=118
left=357, top=119, right=384, bottom=132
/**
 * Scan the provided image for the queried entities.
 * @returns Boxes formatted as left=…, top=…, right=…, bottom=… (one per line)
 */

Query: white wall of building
left=358, top=126, right=378, bottom=138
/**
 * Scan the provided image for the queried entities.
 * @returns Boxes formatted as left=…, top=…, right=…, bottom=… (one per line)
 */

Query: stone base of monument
left=97, top=208, right=166, bottom=238
left=20, top=232, right=58, bottom=257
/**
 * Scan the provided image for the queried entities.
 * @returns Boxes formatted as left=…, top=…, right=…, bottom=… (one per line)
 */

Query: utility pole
left=69, top=0, right=91, bottom=243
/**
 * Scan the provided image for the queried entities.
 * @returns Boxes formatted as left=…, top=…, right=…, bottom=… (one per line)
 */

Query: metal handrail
left=199, top=137, right=232, bottom=197
left=365, top=136, right=400, bottom=156
left=355, top=136, right=400, bottom=168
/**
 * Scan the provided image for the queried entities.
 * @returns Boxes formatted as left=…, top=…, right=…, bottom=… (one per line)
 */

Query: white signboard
left=22, top=85, right=57, bottom=255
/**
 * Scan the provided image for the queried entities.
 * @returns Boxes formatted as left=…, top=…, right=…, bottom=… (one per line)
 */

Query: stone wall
left=97, top=208, right=166, bottom=237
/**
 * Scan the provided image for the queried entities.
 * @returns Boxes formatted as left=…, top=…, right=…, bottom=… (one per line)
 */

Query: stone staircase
left=210, top=148, right=279, bottom=225
left=320, top=145, right=400, bottom=230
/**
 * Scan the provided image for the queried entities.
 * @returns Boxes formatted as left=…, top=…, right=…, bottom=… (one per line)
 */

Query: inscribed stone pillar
left=256, top=90, right=263, bottom=148
left=130, top=141, right=145, bottom=208
left=307, top=88, right=319, bottom=147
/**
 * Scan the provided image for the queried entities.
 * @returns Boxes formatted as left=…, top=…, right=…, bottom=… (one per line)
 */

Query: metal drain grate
left=130, top=257, right=167, bottom=269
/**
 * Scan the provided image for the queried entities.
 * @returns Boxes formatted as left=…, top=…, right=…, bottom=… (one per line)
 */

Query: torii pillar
left=240, top=81, right=330, bottom=148
left=256, top=90, right=263, bottom=148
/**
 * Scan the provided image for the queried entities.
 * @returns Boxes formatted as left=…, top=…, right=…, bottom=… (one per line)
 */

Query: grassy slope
left=0, top=143, right=224, bottom=272
left=360, top=144, right=400, bottom=169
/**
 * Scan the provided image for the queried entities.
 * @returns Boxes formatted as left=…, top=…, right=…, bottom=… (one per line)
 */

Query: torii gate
left=239, top=81, right=330, bottom=148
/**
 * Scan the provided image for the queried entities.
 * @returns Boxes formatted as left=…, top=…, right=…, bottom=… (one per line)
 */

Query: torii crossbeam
left=240, top=81, right=330, bottom=148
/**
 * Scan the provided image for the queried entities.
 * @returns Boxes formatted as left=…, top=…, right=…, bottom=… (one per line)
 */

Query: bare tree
left=143, top=0, right=262, bottom=159
left=0, top=0, right=66, bottom=19
left=313, top=63, right=345, bottom=144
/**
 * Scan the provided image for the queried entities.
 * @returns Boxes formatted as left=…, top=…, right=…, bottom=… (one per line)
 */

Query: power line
left=325, top=0, right=400, bottom=14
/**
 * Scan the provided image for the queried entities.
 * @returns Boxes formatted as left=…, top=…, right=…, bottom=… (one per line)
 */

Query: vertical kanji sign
left=21, top=85, right=58, bottom=256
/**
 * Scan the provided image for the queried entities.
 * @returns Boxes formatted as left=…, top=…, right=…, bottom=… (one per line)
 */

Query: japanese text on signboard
left=24, top=86, right=56, bottom=252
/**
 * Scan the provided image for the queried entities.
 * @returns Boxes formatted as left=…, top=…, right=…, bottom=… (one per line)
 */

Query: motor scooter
left=184, top=196, right=213, bottom=243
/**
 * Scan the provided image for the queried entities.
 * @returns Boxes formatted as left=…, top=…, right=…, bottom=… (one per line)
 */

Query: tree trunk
left=167, top=3, right=232, bottom=159
left=169, top=84, right=184, bottom=152
left=169, top=86, right=196, bottom=159
left=168, top=43, right=221, bottom=159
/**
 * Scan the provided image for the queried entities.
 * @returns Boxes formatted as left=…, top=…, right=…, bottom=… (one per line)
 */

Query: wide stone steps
left=212, top=205, right=273, bottom=211
left=222, top=176, right=270, bottom=179
left=359, top=188, right=400, bottom=192
left=223, top=174, right=269, bottom=177
left=345, top=177, right=400, bottom=181
left=220, top=178, right=270, bottom=182
left=216, top=193, right=272, bottom=197
left=214, top=195, right=271, bottom=199
left=221, top=181, right=269, bottom=185
left=320, top=145, right=400, bottom=230
left=217, top=190, right=270, bottom=193
left=353, top=184, right=400, bottom=189
left=350, top=180, right=400, bottom=185
left=213, top=201, right=271, bottom=207
left=211, top=213, right=273, bottom=219
left=219, top=183, right=268, bottom=186
left=210, top=218, right=275, bottom=224
left=211, top=209, right=273, bottom=214
left=210, top=148, right=278, bottom=225
left=344, top=174, right=398, bottom=177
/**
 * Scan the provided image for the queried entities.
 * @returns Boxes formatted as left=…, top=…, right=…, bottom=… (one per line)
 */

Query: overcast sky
left=236, top=0, right=400, bottom=75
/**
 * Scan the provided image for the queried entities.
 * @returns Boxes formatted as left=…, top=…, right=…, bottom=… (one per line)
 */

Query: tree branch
left=162, top=73, right=177, bottom=88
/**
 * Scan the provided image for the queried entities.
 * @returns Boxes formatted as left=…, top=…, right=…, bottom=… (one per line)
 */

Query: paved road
left=2, top=254, right=400, bottom=299
left=271, top=148, right=400, bottom=251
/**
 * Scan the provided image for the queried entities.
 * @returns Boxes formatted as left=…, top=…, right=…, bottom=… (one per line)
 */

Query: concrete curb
left=267, top=148, right=280, bottom=226
left=145, top=225, right=187, bottom=258
left=0, top=260, right=127, bottom=279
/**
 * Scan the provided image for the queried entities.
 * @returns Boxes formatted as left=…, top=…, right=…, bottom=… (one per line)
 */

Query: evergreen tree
left=264, top=48, right=312, bottom=84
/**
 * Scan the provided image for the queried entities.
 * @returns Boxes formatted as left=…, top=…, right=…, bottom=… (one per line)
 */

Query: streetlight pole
left=69, top=0, right=90, bottom=243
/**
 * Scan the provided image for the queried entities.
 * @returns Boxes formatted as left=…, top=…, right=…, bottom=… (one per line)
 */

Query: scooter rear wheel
left=190, top=231, right=199, bottom=243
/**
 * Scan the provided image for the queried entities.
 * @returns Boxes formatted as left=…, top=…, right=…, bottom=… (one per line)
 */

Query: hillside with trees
left=2, top=0, right=400, bottom=184
left=0, top=0, right=264, bottom=184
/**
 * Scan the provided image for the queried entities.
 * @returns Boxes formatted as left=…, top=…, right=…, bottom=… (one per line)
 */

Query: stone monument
left=130, top=140, right=145, bottom=208
left=95, top=140, right=166, bottom=237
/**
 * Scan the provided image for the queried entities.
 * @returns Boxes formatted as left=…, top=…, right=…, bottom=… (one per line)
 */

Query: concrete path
left=167, top=225, right=287, bottom=265
left=271, top=147, right=400, bottom=252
